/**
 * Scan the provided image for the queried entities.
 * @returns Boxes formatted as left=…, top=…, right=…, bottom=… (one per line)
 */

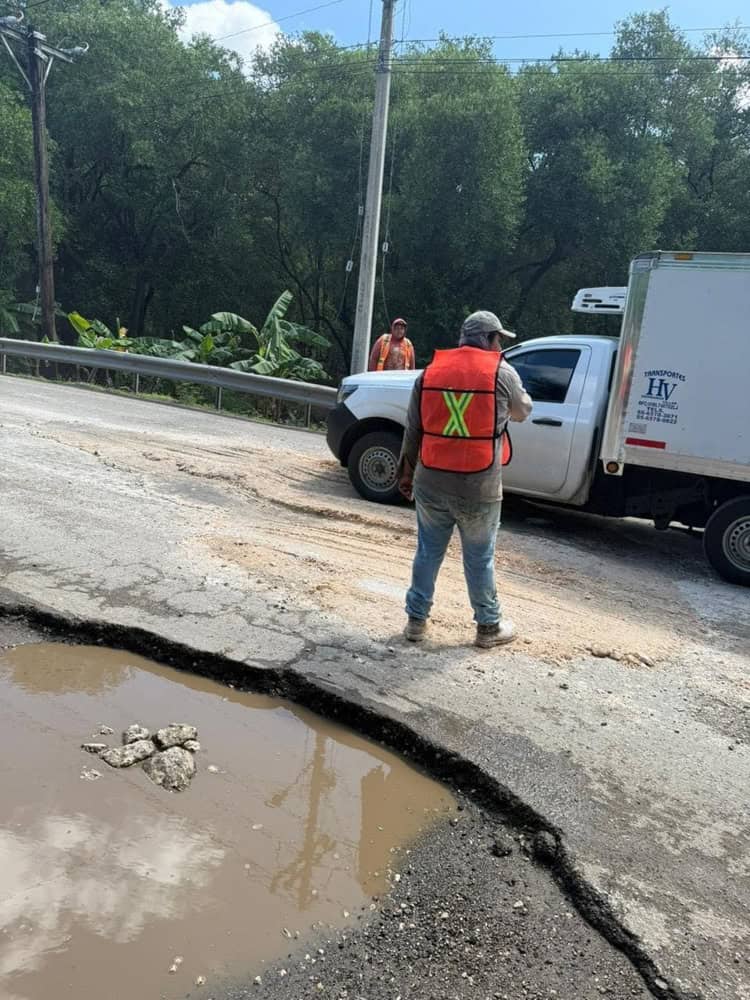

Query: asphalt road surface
left=1, top=377, right=748, bottom=999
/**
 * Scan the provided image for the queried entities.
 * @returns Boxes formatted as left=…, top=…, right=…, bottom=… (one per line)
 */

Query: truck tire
left=347, top=430, right=402, bottom=504
left=703, top=496, right=750, bottom=586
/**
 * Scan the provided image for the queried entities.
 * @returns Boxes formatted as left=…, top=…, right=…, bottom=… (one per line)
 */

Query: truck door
left=503, top=345, right=591, bottom=496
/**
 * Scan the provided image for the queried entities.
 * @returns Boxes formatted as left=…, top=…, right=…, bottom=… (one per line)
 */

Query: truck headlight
left=337, top=384, right=357, bottom=404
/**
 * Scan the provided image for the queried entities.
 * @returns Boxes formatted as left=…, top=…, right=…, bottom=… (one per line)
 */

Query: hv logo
left=644, top=377, right=677, bottom=400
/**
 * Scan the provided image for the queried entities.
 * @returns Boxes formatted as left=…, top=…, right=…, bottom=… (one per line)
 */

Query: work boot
left=475, top=619, right=516, bottom=648
left=404, top=617, right=427, bottom=643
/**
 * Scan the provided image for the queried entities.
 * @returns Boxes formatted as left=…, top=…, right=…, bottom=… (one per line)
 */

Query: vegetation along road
left=1, top=378, right=747, bottom=999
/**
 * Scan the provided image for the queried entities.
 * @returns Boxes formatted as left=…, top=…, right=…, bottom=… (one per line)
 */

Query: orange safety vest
left=376, top=333, right=415, bottom=371
left=420, top=346, right=512, bottom=473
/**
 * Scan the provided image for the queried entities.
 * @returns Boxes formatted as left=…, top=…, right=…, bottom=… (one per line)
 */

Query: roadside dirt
left=29, top=425, right=717, bottom=668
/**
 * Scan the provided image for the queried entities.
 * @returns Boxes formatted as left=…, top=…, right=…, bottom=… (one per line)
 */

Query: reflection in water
left=269, top=730, right=338, bottom=909
left=4, top=643, right=131, bottom=695
left=0, top=643, right=452, bottom=999
left=0, top=813, right=224, bottom=979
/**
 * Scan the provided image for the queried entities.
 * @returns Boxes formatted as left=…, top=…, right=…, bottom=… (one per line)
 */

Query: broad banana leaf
left=207, top=313, right=259, bottom=339
left=67, top=311, right=94, bottom=337
left=260, top=291, right=293, bottom=339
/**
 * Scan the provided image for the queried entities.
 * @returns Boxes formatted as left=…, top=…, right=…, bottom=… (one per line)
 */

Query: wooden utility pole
left=0, top=15, right=82, bottom=342
left=350, top=0, right=396, bottom=374
left=27, top=27, right=57, bottom=341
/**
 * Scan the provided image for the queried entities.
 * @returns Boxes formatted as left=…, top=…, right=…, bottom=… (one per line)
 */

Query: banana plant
left=68, top=312, right=133, bottom=350
left=0, top=296, right=61, bottom=338
left=226, top=291, right=330, bottom=382
left=66, top=290, right=330, bottom=383
left=68, top=312, right=189, bottom=358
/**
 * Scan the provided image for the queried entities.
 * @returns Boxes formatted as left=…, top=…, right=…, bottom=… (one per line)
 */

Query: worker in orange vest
left=368, top=318, right=416, bottom=371
left=398, top=311, right=532, bottom=648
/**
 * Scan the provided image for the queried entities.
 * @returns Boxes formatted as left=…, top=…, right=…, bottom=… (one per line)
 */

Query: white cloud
left=175, top=0, right=280, bottom=63
left=710, top=45, right=750, bottom=110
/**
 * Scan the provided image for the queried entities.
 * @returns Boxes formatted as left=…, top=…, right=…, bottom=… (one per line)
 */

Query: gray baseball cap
left=460, top=310, right=516, bottom=341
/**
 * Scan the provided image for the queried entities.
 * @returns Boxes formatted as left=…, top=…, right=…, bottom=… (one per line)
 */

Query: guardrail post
left=216, top=386, right=223, bottom=411
left=306, top=404, right=312, bottom=428
left=134, top=373, right=140, bottom=395
left=1, top=352, right=5, bottom=375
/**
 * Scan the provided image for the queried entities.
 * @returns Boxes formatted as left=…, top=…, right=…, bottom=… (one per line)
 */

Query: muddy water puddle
left=0, top=643, right=453, bottom=999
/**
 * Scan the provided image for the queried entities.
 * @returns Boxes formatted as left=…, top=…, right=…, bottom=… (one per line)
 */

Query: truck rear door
left=602, top=251, right=750, bottom=482
left=503, top=345, right=591, bottom=496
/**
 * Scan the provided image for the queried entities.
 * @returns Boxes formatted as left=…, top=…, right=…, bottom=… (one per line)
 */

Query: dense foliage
left=1, top=4, right=748, bottom=376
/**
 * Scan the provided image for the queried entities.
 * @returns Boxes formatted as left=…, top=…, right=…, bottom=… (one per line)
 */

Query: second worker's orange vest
left=420, top=346, right=511, bottom=473
left=376, top=333, right=415, bottom=371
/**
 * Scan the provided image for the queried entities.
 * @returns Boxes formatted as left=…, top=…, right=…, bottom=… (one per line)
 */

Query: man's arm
left=499, top=361, right=533, bottom=422
left=406, top=338, right=416, bottom=370
left=397, top=374, right=423, bottom=499
left=368, top=335, right=383, bottom=372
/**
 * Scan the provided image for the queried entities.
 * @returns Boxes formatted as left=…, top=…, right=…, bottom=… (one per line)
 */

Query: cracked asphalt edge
left=0, top=598, right=702, bottom=1000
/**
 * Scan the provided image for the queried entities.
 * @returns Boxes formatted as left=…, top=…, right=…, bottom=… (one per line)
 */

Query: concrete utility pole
left=350, top=0, right=395, bottom=374
left=0, top=15, right=83, bottom=342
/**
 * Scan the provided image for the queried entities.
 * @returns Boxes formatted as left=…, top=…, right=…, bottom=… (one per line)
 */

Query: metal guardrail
left=0, top=338, right=337, bottom=410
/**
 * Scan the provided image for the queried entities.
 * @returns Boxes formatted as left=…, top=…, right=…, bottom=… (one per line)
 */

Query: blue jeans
left=405, top=485, right=502, bottom=626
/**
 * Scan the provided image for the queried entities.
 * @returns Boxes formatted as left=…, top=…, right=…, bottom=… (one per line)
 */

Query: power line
left=392, top=53, right=750, bottom=65
left=336, top=23, right=750, bottom=51
left=393, top=24, right=750, bottom=46
left=393, top=67, right=747, bottom=80
left=214, top=0, right=345, bottom=43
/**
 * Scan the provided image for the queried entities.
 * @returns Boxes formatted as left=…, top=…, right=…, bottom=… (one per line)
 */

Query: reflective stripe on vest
left=376, top=334, right=392, bottom=371
left=420, top=347, right=511, bottom=473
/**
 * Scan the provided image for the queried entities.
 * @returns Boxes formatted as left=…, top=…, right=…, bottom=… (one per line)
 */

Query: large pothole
left=0, top=642, right=453, bottom=999
left=0, top=618, right=663, bottom=1000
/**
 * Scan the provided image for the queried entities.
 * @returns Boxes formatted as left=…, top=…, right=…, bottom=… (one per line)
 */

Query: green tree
left=38, top=0, right=257, bottom=337
left=0, top=82, right=36, bottom=300
left=384, top=40, right=525, bottom=356
left=506, top=12, right=750, bottom=338
left=246, top=34, right=376, bottom=370
left=509, top=19, right=682, bottom=335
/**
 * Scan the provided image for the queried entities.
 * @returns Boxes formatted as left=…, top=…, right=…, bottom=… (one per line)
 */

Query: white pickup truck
left=326, top=251, right=750, bottom=585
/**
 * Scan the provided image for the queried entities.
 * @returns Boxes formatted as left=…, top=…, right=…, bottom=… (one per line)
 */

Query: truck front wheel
left=704, top=496, right=750, bottom=586
left=347, top=430, right=402, bottom=504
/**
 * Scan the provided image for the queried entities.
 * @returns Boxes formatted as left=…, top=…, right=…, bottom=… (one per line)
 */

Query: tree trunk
left=508, top=246, right=565, bottom=328
left=131, top=274, right=154, bottom=337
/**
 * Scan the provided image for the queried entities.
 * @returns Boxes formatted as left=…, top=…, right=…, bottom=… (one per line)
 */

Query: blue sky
left=274, top=0, right=746, bottom=54
left=174, top=0, right=748, bottom=66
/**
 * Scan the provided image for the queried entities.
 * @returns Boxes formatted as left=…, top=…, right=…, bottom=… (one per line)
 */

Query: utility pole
left=27, top=26, right=57, bottom=342
left=350, top=0, right=395, bottom=374
left=0, top=15, right=84, bottom=342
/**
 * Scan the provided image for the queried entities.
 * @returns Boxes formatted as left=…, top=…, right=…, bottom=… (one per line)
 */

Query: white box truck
left=327, top=251, right=750, bottom=584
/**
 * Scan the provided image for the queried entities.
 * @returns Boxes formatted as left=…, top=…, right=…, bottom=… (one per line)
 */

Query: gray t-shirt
left=399, top=357, right=533, bottom=502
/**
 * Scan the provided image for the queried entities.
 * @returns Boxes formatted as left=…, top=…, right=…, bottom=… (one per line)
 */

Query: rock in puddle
left=154, top=724, right=198, bottom=749
left=143, top=746, right=196, bottom=792
left=123, top=723, right=150, bottom=744
left=100, top=739, right=156, bottom=768
left=184, top=739, right=201, bottom=752
left=81, top=742, right=109, bottom=755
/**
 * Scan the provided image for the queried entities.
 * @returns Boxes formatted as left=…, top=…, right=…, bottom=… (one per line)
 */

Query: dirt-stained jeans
left=405, top=484, right=502, bottom=626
